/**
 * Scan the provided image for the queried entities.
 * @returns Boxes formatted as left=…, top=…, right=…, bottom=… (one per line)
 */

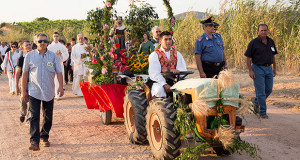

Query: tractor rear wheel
left=100, top=110, right=112, bottom=125
left=123, top=89, right=148, bottom=144
left=146, top=98, right=181, bottom=160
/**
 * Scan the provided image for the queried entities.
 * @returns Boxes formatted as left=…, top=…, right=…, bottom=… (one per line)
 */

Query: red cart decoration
left=80, top=81, right=127, bottom=118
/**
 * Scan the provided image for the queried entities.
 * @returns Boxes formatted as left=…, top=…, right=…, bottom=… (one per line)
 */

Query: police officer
left=245, top=24, right=278, bottom=119
left=195, top=17, right=227, bottom=78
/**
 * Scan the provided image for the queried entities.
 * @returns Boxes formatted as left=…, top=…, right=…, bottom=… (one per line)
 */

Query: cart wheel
left=100, top=110, right=112, bottom=125
left=146, top=98, right=181, bottom=160
left=123, top=89, right=148, bottom=144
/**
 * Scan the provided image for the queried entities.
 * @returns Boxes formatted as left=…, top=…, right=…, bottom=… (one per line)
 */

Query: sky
left=0, top=0, right=223, bottom=23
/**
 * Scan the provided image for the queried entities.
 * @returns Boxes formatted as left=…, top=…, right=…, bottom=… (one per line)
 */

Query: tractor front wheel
left=146, top=98, right=181, bottom=160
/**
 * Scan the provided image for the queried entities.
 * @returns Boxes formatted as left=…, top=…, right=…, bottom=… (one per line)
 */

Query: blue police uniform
left=194, top=32, right=225, bottom=78
left=194, top=33, right=224, bottom=63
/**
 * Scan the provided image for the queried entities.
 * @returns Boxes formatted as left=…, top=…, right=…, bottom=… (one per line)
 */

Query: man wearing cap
left=245, top=24, right=278, bottom=119
left=194, top=17, right=227, bottom=78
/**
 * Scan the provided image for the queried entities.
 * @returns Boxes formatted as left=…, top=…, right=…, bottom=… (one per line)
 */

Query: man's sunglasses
left=38, top=40, right=49, bottom=43
left=156, top=31, right=161, bottom=33
left=11, top=46, right=17, bottom=48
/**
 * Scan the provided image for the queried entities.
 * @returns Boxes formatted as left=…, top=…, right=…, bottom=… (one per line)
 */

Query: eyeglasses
left=205, top=23, right=214, bottom=27
left=38, top=40, right=49, bottom=43
left=156, top=31, right=161, bottom=33
left=11, top=46, right=17, bottom=48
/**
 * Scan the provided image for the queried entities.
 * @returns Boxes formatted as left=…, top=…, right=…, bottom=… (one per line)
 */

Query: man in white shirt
left=151, top=26, right=161, bottom=49
left=47, top=32, right=69, bottom=99
left=71, top=34, right=88, bottom=96
left=0, top=41, right=8, bottom=72
left=148, top=31, right=187, bottom=97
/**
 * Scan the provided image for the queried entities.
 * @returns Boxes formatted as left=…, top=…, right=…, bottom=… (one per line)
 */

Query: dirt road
left=0, top=72, right=299, bottom=160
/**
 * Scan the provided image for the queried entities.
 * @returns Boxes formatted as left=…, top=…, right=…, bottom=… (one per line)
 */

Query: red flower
left=113, top=53, right=117, bottom=60
left=103, top=34, right=107, bottom=40
left=170, top=31, right=173, bottom=34
left=120, top=49, right=126, bottom=52
left=114, top=43, right=120, bottom=49
left=92, top=58, right=97, bottom=64
left=114, top=62, right=122, bottom=67
left=120, top=65, right=129, bottom=73
left=121, top=57, right=126, bottom=64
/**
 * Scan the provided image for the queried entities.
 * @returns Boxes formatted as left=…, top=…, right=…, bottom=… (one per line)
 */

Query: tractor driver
left=147, top=31, right=187, bottom=98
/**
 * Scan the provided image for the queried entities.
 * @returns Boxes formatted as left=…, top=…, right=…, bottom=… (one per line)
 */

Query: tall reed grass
left=171, top=0, right=299, bottom=72
left=0, top=0, right=298, bottom=72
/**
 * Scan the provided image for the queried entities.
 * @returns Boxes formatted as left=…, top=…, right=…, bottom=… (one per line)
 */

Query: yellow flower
left=134, top=62, right=142, bottom=68
left=138, top=52, right=143, bottom=57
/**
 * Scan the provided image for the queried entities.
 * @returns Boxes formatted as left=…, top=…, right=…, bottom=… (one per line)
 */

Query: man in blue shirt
left=22, top=33, right=64, bottom=151
left=194, top=17, right=227, bottom=78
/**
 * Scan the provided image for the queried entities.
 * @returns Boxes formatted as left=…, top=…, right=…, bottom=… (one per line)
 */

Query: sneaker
left=20, top=116, right=25, bottom=123
left=29, top=142, right=40, bottom=151
left=260, top=114, right=269, bottom=119
left=41, top=139, right=50, bottom=147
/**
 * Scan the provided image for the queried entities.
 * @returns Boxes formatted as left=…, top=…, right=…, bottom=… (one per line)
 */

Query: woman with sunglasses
left=1, top=42, right=20, bottom=94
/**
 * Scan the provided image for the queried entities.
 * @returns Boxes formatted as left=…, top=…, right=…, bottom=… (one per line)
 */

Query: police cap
left=200, top=16, right=214, bottom=24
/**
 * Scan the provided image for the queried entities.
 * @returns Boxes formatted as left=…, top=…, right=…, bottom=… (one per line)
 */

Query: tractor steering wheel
left=161, top=71, right=194, bottom=82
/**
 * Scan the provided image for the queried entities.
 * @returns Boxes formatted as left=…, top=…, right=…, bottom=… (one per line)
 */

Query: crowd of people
left=0, top=16, right=278, bottom=151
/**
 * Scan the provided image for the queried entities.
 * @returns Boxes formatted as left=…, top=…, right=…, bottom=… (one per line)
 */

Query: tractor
left=123, top=71, right=245, bottom=159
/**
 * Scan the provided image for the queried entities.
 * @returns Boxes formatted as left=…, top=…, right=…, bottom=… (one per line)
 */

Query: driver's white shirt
left=148, top=47, right=187, bottom=97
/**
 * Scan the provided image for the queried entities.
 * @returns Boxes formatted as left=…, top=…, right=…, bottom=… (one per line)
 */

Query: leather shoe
left=29, top=142, right=40, bottom=151
left=41, top=139, right=50, bottom=147
left=260, top=114, right=269, bottom=119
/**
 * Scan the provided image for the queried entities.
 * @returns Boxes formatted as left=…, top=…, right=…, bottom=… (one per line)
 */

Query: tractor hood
left=171, top=78, right=240, bottom=108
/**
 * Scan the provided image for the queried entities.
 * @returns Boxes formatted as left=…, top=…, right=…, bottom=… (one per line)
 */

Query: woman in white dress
left=1, top=42, right=20, bottom=94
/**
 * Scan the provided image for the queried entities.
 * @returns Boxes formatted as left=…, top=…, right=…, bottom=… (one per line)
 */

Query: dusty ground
left=0, top=70, right=299, bottom=160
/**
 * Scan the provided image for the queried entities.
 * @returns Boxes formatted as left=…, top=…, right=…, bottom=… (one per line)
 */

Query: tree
left=125, top=3, right=159, bottom=53
left=34, top=17, right=49, bottom=22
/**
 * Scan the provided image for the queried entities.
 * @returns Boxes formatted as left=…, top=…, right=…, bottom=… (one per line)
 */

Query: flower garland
left=162, top=0, right=176, bottom=34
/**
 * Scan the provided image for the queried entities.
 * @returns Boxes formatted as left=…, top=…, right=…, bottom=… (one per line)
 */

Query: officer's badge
left=271, top=47, right=275, bottom=52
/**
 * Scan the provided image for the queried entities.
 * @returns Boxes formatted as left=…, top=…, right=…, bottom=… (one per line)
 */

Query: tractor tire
left=123, top=89, right=148, bottom=144
left=146, top=98, right=181, bottom=160
left=100, top=110, right=112, bottom=125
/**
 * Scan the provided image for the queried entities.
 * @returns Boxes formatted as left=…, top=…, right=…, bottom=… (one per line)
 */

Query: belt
left=202, top=61, right=224, bottom=66
left=258, top=64, right=272, bottom=66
